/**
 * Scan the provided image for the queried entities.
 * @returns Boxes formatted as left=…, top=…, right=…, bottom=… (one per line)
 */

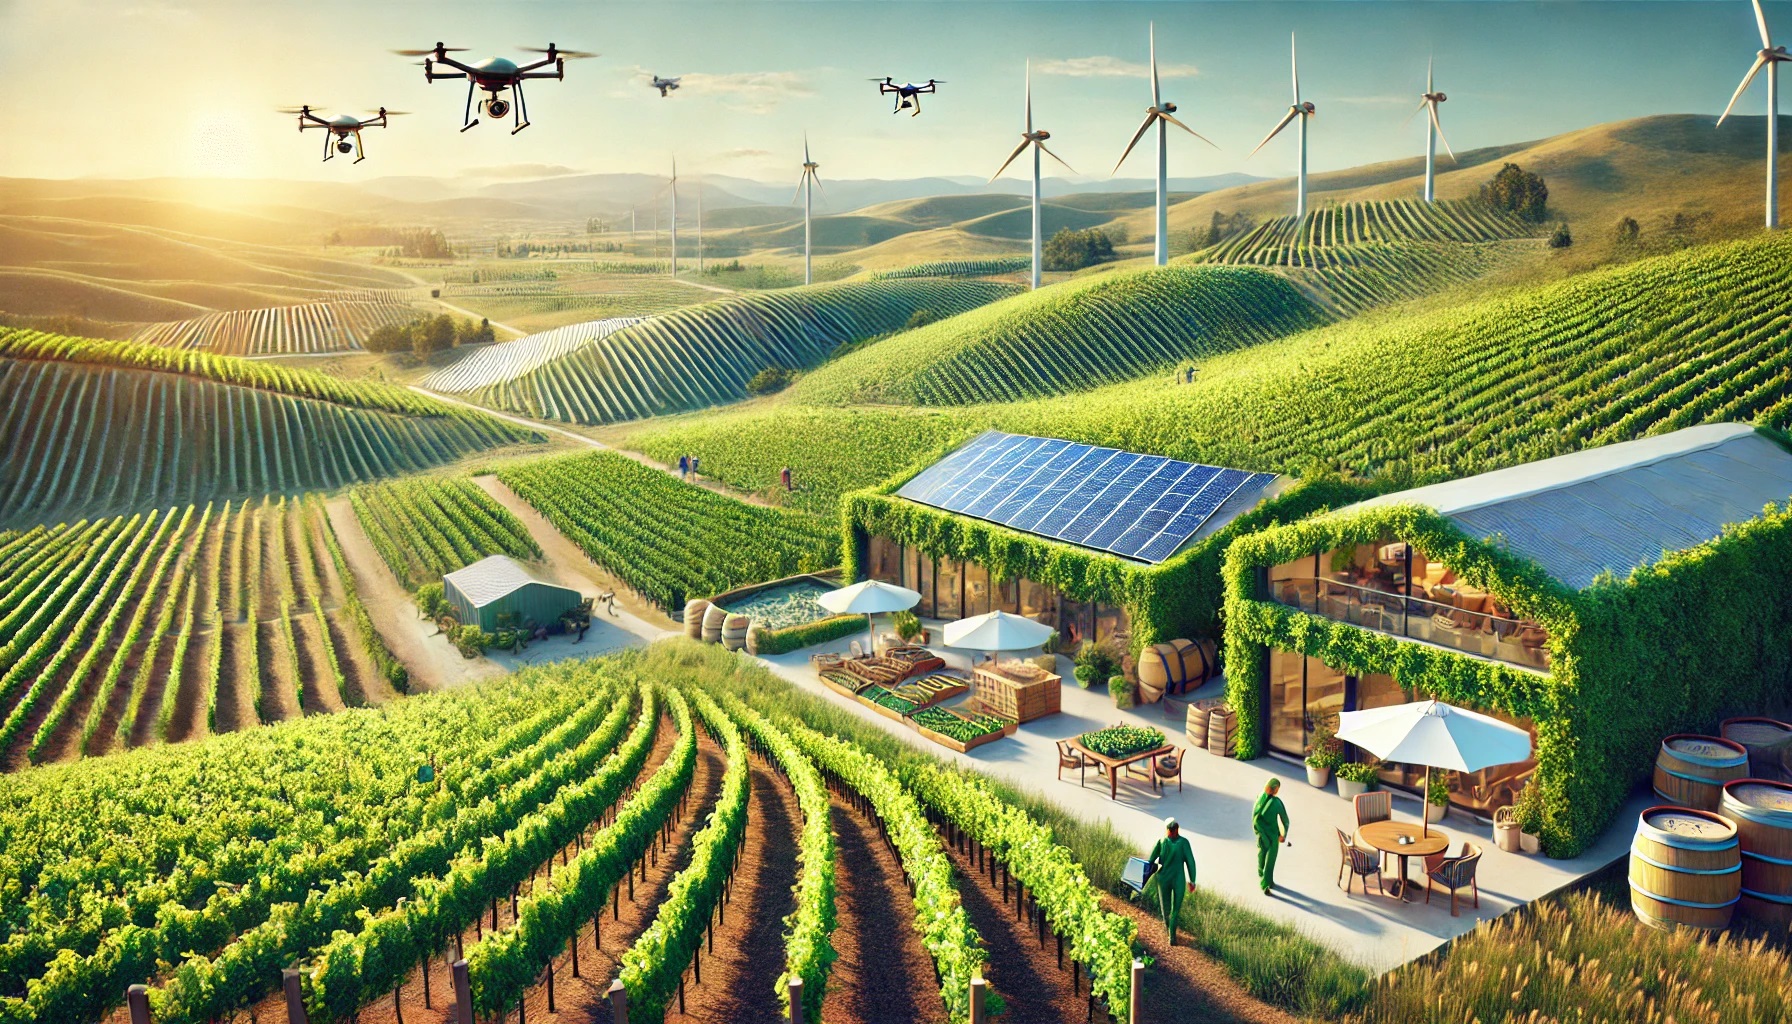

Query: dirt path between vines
left=823, top=792, right=950, bottom=1023
left=323, top=495, right=503, bottom=693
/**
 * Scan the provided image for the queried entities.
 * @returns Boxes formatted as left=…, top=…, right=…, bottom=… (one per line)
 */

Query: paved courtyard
left=756, top=628, right=1647, bottom=974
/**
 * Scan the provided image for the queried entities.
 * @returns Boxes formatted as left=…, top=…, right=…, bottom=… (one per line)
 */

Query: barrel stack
left=684, top=599, right=710, bottom=640
left=702, top=603, right=728, bottom=645
left=1720, top=718, right=1792, bottom=783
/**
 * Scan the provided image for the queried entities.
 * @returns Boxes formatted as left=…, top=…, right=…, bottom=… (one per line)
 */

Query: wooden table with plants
left=1071, top=725, right=1173, bottom=800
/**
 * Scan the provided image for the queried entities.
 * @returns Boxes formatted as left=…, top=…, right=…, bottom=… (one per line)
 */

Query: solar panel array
left=896, top=431, right=1277, bottom=564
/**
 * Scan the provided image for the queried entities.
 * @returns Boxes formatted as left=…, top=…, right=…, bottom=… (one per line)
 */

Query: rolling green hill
left=791, top=264, right=1327, bottom=407
left=630, top=230, right=1792, bottom=514
left=458, top=277, right=1020, bottom=426
left=0, top=329, right=538, bottom=525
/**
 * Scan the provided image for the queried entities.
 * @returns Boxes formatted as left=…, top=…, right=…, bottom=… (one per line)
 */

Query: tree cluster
left=1480, top=163, right=1550, bottom=221
left=1191, top=210, right=1258, bottom=250
left=1042, top=227, right=1116, bottom=271
left=364, top=313, right=496, bottom=358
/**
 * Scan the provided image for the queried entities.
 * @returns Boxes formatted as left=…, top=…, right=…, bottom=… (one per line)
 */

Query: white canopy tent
left=817, top=579, right=920, bottom=654
left=1335, top=699, right=1532, bottom=836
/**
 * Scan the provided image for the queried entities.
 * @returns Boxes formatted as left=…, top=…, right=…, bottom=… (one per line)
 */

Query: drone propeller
left=368, top=109, right=412, bottom=116
left=520, top=45, right=597, bottom=58
left=391, top=45, right=468, bottom=56
left=275, top=106, right=314, bottom=115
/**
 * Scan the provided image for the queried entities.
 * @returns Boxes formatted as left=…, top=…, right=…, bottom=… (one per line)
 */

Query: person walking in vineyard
left=691, top=455, right=701, bottom=478
left=678, top=454, right=689, bottom=479
left=1146, top=816, right=1197, bottom=946
left=780, top=466, right=793, bottom=492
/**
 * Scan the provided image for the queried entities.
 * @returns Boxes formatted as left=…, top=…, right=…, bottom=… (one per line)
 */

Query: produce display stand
left=971, top=661, right=1062, bottom=723
left=911, top=707, right=1019, bottom=754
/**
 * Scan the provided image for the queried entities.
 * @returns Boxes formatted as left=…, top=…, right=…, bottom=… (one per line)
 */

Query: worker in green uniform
left=1146, top=816, right=1197, bottom=945
left=1253, top=778, right=1290, bottom=894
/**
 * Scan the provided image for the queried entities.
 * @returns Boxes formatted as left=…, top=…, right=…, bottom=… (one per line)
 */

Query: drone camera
left=337, top=140, right=354, bottom=154
left=486, top=98, right=511, bottom=118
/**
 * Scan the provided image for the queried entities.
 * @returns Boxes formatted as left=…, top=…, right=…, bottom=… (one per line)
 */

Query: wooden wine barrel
left=1137, top=644, right=1181, bottom=703
left=1629, top=806, right=1741, bottom=931
left=702, top=603, right=728, bottom=644
left=1653, top=735, right=1749, bottom=812
left=1721, top=718, right=1792, bottom=782
left=1169, top=638, right=1219, bottom=690
left=1721, top=779, right=1792, bottom=925
left=684, top=599, right=710, bottom=640
left=1206, top=706, right=1239, bottom=758
left=720, top=614, right=750, bottom=652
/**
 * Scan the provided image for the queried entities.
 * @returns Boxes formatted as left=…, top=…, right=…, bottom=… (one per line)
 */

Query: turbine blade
left=1404, top=97, right=1430, bottom=127
left=1430, top=104, right=1457, bottom=162
left=1150, top=21, right=1161, bottom=105
left=1427, top=55, right=1434, bottom=94
left=1757, top=0, right=1775, bottom=50
left=1112, top=114, right=1158, bottom=174
left=1291, top=32, right=1300, bottom=102
left=1248, top=109, right=1300, bottom=159
left=1719, top=55, right=1770, bottom=125
left=1025, top=60, right=1034, bottom=133
left=804, top=133, right=811, bottom=164
left=1037, top=142, right=1078, bottom=175
left=811, top=172, right=827, bottom=200
left=1160, top=112, right=1220, bottom=149
left=990, top=138, right=1031, bottom=181
left=792, top=177, right=805, bottom=205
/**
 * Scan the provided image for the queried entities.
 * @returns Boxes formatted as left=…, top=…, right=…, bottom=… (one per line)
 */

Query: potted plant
left=1335, top=760, right=1381, bottom=799
left=1513, top=779, right=1544, bottom=855
left=892, top=610, right=926, bottom=645
left=1425, top=768, right=1452, bottom=827
left=1304, top=722, right=1343, bottom=788
left=1110, top=674, right=1135, bottom=709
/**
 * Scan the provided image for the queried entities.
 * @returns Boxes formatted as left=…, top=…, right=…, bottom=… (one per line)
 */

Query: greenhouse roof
left=896, top=430, right=1283, bottom=564
left=443, top=555, right=562, bottom=608
left=1345, top=423, right=1792, bottom=589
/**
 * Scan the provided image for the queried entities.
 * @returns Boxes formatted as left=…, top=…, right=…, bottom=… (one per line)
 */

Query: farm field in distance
left=7, top=4, right=1792, bottom=1023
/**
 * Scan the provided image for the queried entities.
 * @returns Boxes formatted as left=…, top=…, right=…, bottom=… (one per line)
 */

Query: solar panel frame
left=896, top=431, right=1275, bottom=564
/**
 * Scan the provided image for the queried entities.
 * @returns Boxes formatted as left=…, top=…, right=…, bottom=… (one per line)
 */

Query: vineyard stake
left=572, top=932, right=581, bottom=977
left=693, top=950, right=701, bottom=984
left=787, top=978, right=803, bottom=1024
left=127, top=983, right=151, bottom=1024
left=546, top=962, right=556, bottom=1013
left=394, top=983, right=404, bottom=1024
left=608, top=981, right=628, bottom=1024
left=678, top=975, right=686, bottom=1014
left=453, top=960, right=474, bottom=1024
left=614, top=883, right=621, bottom=919
left=423, top=954, right=432, bottom=1008
left=1129, top=959, right=1144, bottom=1024
left=280, top=969, right=307, bottom=1024
left=969, top=977, right=987, bottom=1024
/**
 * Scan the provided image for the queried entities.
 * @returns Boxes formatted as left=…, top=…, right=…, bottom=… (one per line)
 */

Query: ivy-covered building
left=1222, top=423, right=1792, bottom=855
left=847, top=430, right=1362, bottom=651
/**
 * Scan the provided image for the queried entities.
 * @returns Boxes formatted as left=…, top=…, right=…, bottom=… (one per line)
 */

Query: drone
left=872, top=77, right=942, bottom=116
left=650, top=74, right=682, bottom=98
left=278, top=106, right=405, bottom=163
left=393, top=42, right=596, bottom=134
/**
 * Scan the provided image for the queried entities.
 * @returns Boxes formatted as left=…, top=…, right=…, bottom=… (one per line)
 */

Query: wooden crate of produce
left=885, top=673, right=969, bottom=708
left=912, top=706, right=1018, bottom=754
left=972, top=661, right=1061, bottom=723
left=857, top=685, right=920, bottom=724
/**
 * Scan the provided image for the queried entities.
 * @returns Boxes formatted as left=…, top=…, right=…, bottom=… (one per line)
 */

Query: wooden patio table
left=1356, top=820, right=1450, bottom=901
left=1068, top=738, right=1175, bottom=800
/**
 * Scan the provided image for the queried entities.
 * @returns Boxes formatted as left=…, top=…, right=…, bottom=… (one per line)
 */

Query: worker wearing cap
left=1254, top=778, right=1290, bottom=894
left=1146, top=816, right=1197, bottom=945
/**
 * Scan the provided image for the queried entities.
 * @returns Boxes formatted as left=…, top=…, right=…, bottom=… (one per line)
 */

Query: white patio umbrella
left=1335, top=699, right=1532, bottom=836
left=941, top=609, right=1056, bottom=668
left=816, top=580, right=920, bottom=654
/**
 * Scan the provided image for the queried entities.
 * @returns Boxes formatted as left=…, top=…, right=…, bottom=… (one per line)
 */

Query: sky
left=0, top=1, right=1779, bottom=186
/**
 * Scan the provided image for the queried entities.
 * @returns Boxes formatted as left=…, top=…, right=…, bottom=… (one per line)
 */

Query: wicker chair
left=1057, top=740, right=1091, bottom=787
left=1423, top=842, right=1483, bottom=916
left=1355, top=791, right=1392, bottom=870
left=1337, top=828, right=1386, bottom=897
left=1153, top=747, right=1183, bottom=793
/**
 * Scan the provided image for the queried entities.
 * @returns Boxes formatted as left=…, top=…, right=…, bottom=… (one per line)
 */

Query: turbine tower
left=1248, top=33, right=1317, bottom=219
left=1410, top=58, right=1455, bottom=203
left=794, top=136, right=824, bottom=285
left=1719, top=0, right=1791, bottom=228
left=669, top=157, right=679, bottom=276
left=991, top=61, right=1076, bottom=289
left=697, top=175, right=704, bottom=273
left=1113, top=22, right=1217, bottom=266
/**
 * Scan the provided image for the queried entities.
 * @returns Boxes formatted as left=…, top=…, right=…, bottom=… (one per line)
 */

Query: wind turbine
left=1409, top=58, right=1455, bottom=203
left=991, top=61, right=1076, bottom=289
left=1248, top=33, right=1317, bottom=219
left=793, top=136, right=824, bottom=285
left=1113, top=22, right=1218, bottom=266
left=1718, top=0, right=1791, bottom=228
left=668, top=157, right=679, bottom=276
left=696, top=176, right=704, bottom=273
